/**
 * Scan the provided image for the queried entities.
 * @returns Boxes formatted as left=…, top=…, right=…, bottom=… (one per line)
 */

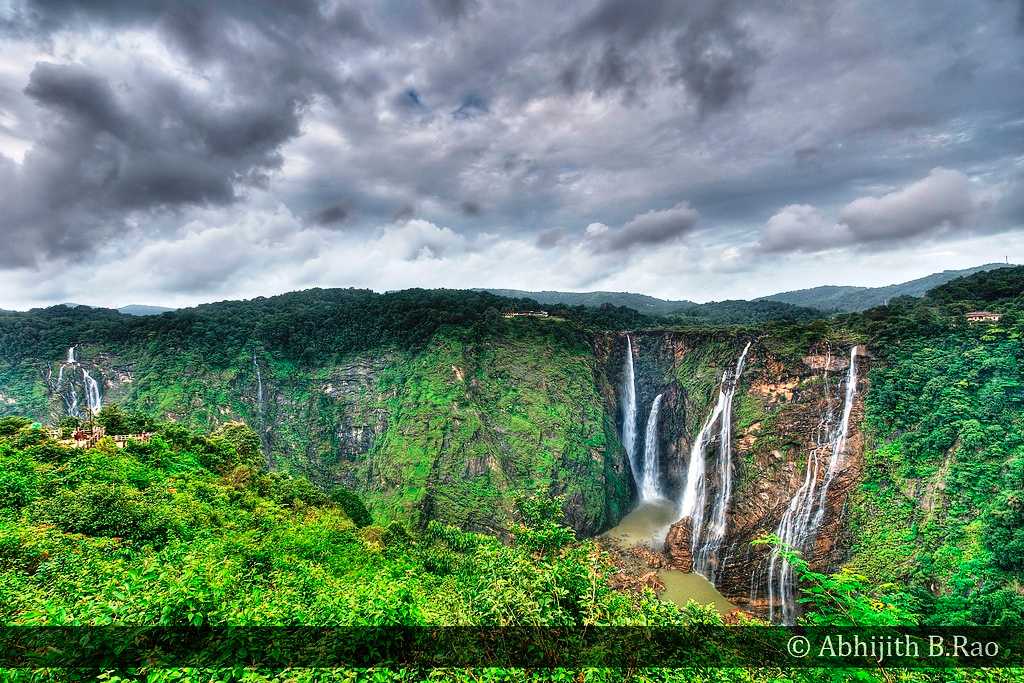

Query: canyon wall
left=5, top=323, right=869, bottom=619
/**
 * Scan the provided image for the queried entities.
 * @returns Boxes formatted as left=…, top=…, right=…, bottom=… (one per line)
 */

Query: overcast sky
left=0, top=0, right=1022, bottom=309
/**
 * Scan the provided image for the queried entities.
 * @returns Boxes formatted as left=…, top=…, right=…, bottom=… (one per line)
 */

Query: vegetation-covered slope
left=759, top=263, right=1012, bottom=312
left=844, top=266, right=1024, bottom=624
left=0, top=290, right=642, bottom=536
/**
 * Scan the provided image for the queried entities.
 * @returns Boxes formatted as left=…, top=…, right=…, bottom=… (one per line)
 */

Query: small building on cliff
left=966, top=311, right=1001, bottom=323
left=503, top=310, right=549, bottom=318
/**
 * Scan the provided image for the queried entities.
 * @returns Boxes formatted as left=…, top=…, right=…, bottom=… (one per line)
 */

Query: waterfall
left=694, top=341, right=751, bottom=577
left=677, top=342, right=751, bottom=578
left=639, top=393, right=665, bottom=500
left=82, top=368, right=102, bottom=416
left=56, top=346, right=81, bottom=418
left=620, top=335, right=640, bottom=487
left=63, top=384, right=80, bottom=419
left=253, top=350, right=270, bottom=466
left=767, top=345, right=859, bottom=624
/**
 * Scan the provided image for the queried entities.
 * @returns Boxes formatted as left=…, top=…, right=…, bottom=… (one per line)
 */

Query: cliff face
left=9, top=324, right=633, bottom=538
left=5, top=323, right=868, bottom=612
left=597, top=332, right=869, bottom=618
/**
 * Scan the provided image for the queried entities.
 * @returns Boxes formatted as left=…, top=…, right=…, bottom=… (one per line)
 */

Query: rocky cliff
left=4, top=317, right=869, bottom=617
left=596, top=332, right=869, bottom=619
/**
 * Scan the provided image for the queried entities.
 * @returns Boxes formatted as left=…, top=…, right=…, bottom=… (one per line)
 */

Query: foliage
left=97, top=404, right=157, bottom=435
left=844, top=265, right=1024, bottom=626
left=329, top=484, right=373, bottom=527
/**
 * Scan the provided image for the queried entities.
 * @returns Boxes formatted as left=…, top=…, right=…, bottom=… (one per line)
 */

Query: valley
left=2, top=266, right=1022, bottom=634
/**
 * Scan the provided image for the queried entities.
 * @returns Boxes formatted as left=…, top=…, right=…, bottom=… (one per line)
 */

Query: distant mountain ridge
left=478, top=289, right=697, bottom=316
left=52, top=303, right=175, bottom=316
left=480, top=263, right=1014, bottom=317
left=117, top=304, right=175, bottom=316
left=757, top=263, right=1015, bottom=312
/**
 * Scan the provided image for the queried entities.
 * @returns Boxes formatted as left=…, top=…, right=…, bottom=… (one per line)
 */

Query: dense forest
left=0, top=415, right=997, bottom=681
left=1, top=267, right=1024, bottom=680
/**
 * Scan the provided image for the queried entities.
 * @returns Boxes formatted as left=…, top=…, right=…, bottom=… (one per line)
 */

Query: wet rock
left=665, top=517, right=695, bottom=572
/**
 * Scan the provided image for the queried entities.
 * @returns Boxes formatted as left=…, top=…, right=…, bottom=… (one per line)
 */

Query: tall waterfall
left=767, top=346, right=859, bottom=624
left=56, top=346, right=81, bottom=418
left=82, top=368, right=102, bottom=416
left=694, top=341, right=751, bottom=576
left=253, top=350, right=270, bottom=466
left=677, top=342, right=751, bottom=577
left=639, top=393, right=664, bottom=500
left=620, top=335, right=640, bottom=487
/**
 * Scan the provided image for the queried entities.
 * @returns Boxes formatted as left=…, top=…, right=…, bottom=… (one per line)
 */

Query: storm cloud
left=0, top=0, right=1022, bottom=307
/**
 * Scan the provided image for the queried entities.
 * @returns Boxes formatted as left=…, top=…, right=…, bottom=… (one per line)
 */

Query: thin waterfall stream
left=677, top=343, right=751, bottom=578
left=619, top=335, right=639, bottom=488
left=767, top=345, right=859, bottom=624
left=639, top=393, right=664, bottom=500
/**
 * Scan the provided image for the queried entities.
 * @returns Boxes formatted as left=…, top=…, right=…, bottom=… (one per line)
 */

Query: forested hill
left=758, top=262, right=1013, bottom=312
left=0, top=288, right=651, bottom=367
left=1, top=264, right=1024, bottom=636
left=479, top=288, right=697, bottom=315
left=481, top=288, right=821, bottom=323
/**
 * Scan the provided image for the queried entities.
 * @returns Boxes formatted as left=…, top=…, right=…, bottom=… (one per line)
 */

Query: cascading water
left=620, top=335, right=640, bottom=487
left=677, top=342, right=751, bottom=578
left=253, top=350, right=270, bottom=466
left=55, top=346, right=81, bottom=418
left=694, top=342, right=751, bottom=577
left=82, top=368, right=102, bottom=416
left=639, top=393, right=664, bottom=500
left=767, top=345, right=859, bottom=624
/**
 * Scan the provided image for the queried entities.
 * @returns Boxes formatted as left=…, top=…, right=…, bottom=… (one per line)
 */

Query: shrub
left=0, top=416, right=32, bottom=436
left=200, top=422, right=264, bottom=473
left=329, top=484, right=372, bottom=527
left=40, top=482, right=176, bottom=544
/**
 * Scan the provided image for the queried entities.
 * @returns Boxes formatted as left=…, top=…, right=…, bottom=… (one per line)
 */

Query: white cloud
left=755, top=168, right=1009, bottom=254
left=760, top=204, right=849, bottom=253
left=839, top=168, right=974, bottom=241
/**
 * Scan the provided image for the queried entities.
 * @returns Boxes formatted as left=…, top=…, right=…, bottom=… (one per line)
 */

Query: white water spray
left=767, top=346, right=859, bottom=624
left=82, top=368, right=102, bottom=416
left=55, top=346, right=82, bottom=418
left=677, top=342, right=751, bottom=577
left=620, top=335, right=640, bottom=487
left=694, top=342, right=751, bottom=576
left=253, top=350, right=270, bottom=466
left=640, top=393, right=665, bottom=500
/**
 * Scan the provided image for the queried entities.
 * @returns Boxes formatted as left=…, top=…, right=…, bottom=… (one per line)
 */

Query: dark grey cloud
left=566, top=0, right=762, bottom=112
left=311, top=202, right=352, bottom=226
left=591, top=202, right=700, bottom=252
left=0, top=59, right=301, bottom=266
left=0, top=0, right=1022, bottom=304
left=428, top=0, right=479, bottom=23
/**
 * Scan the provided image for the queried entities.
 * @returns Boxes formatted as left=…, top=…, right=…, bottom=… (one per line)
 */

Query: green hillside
left=759, top=263, right=1013, bottom=312
left=1, top=270, right=1024, bottom=679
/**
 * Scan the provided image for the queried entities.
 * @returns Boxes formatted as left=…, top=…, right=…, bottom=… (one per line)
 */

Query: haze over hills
left=17, top=264, right=1010, bottom=321
left=484, top=263, right=1013, bottom=316
left=116, top=304, right=176, bottom=316
left=479, top=289, right=698, bottom=316
left=757, top=262, right=1014, bottom=312
left=54, top=303, right=175, bottom=316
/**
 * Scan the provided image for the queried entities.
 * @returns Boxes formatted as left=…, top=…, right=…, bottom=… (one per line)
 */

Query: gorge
left=7, top=316, right=868, bottom=622
left=1, top=268, right=1021, bottom=628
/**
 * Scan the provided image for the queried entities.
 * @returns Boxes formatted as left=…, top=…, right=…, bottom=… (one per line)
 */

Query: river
left=602, top=499, right=735, bottom=615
